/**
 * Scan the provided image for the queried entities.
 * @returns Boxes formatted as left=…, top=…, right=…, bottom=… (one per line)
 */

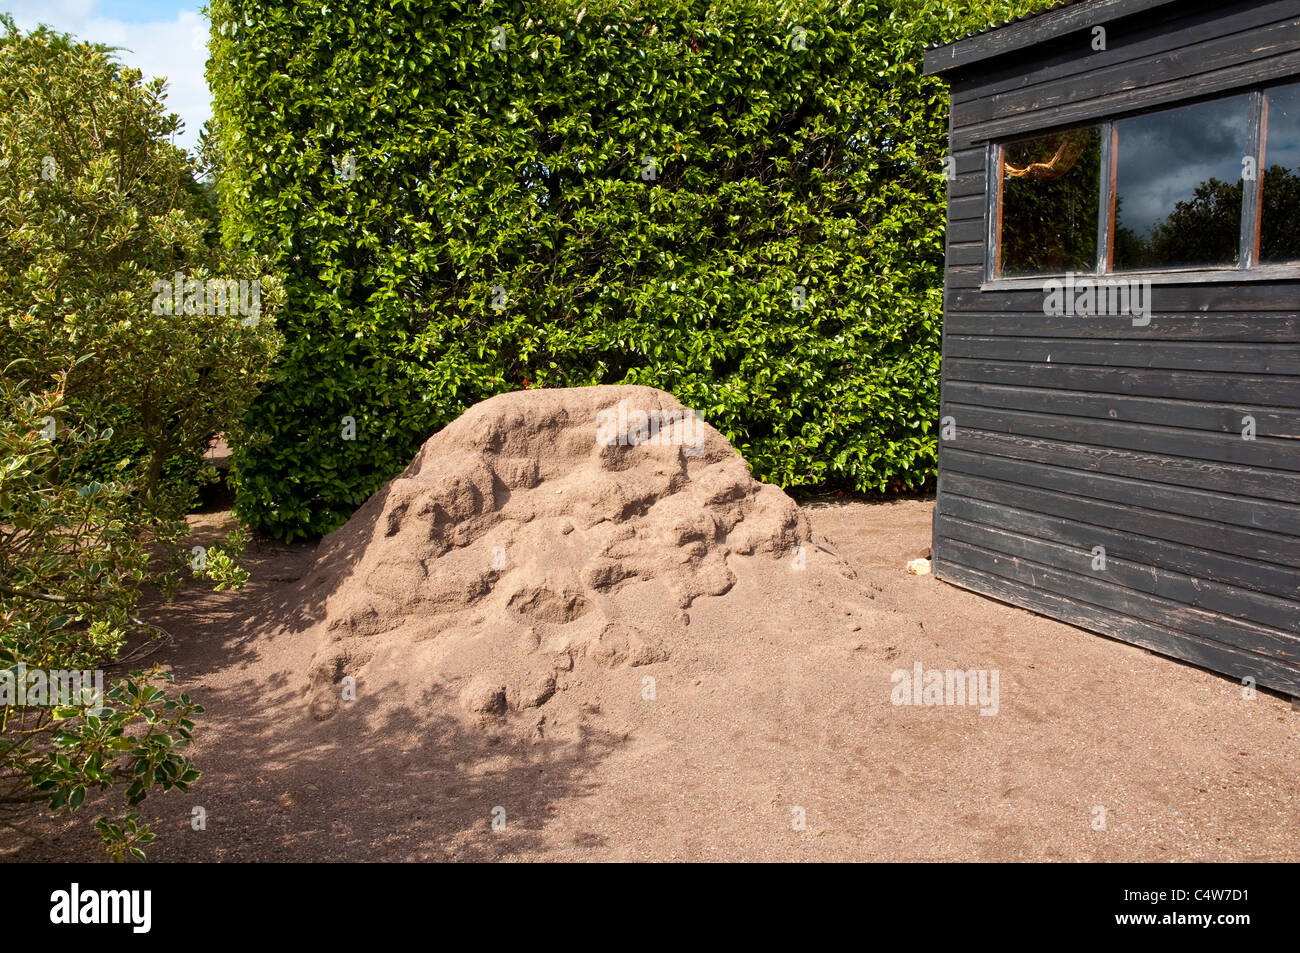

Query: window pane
left=1262, top=81, right=1300, bottom=263
left=1113, top=95, right=1250, bottom=271
left=999, top=127, right=1101, bottom=277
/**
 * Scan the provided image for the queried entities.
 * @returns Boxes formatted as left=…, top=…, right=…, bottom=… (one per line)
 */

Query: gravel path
left=6, top=499, right=1296, bottom=862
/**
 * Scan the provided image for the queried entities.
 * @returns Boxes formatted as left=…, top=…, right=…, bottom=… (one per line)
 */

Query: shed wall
left=933, top=0, right=1300, bottom=694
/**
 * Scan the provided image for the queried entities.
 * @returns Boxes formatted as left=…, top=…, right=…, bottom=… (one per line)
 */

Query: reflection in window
left=1262, top=81, right=1300, bottom=263
left=999, top=127, right=1101, bottom=277
left=1113, top=95, right=1250, bottom=271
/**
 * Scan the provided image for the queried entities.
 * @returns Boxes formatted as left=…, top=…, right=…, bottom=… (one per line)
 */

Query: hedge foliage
left=211, top=0, right=1049, bottom=540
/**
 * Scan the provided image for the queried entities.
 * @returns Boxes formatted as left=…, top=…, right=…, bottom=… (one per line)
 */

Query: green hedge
left=210, top=0, right=1048, bottom=540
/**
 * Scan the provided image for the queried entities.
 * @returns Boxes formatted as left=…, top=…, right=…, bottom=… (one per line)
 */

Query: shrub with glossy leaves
left=211, top=0, right=1050, bottom=539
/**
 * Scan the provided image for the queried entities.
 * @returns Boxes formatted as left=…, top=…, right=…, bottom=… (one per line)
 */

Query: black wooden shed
left=923, top=0, right=1300, bottom=697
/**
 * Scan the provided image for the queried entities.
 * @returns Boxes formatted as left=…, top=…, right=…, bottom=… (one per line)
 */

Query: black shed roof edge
left=923, top=0, right=1186, bottom=76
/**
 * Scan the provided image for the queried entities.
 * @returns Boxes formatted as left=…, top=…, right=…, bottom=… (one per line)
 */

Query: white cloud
left=5, top=2, right=211, bottom=155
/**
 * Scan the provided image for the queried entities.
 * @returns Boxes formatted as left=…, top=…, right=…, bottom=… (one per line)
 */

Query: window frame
left=982, top=80, right=1300, bottom=288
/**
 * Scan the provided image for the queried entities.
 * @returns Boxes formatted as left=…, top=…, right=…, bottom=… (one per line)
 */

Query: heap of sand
left=294, top=385, right=916, bottom=744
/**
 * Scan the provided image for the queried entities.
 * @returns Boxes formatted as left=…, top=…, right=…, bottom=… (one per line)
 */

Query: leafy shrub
left=0, top=18, right=280, bottom=857
left=0, top=377, right=203, bottom=859
left=0, top=18, right=283, bottom=518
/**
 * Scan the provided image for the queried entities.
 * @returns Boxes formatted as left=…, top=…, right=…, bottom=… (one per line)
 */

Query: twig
left=104, top=618, right=176, bottom=667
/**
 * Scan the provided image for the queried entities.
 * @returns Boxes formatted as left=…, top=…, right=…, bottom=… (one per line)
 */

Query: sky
left=4, top=0, right=210, bottom=154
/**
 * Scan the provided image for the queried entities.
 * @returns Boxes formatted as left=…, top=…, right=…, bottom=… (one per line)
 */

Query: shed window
left=990, top=79, right=1300, bottom=279
left=999, top=128, right=1101, bottom=277
left=1261, top=82, right=1300, bottom=263
left=1113, top=95, right=1249, bottom=271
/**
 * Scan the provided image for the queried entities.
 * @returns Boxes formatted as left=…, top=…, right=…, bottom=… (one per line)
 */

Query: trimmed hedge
left=210, top=0, right=1048, bottom=540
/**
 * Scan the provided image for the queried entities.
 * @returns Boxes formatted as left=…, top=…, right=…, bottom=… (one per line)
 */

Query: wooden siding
left=931, top=0, right=1300, bottom=696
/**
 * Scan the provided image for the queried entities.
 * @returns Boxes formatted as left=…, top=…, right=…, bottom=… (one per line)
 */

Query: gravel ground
left=5, top=498, right=1296, bottom=862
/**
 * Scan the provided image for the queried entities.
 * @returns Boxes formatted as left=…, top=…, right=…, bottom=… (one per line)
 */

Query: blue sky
left=4, top=0, right=210, bottom=153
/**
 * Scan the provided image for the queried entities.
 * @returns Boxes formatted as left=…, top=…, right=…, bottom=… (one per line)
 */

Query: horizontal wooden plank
left=950, top=0, right=1300, bottom=106
left=949, top=47, right=1300, bottom=148
left=945, top=242, right=985, bottom=267
left=943, top=447, right=1300, bottom=538
left=942, top=404, right=1300, bottom=470
left=947, top=282, right=1300, bottom=313
left=943, top=381, right=1300, bottom=438
left=945, top=219, right=985, bottom=244
left=947, top=194, right=986, bottom=223
left=937, top=514, right=1300, bottom=635
left=924, top=0, right=1184, bottom=76
left=942, top=426, right=1300, bottom=504
left=945, top=265, right=985, bottom=290
left=932, top=559, right=1300, bottom=696
left=953, top=15, right=1300, bottom=130
left=943, top=311, right=1300, bottom=342
left=938, top=536, right=1300, bottom=663
left=940, top=466, right=1300, bottom=567
left=938, top=490, right=1300, bottom=601
left=947, top=169, right=986, bottom=200
left=943, top=358, right=1300, bottom=407
left=945, top=146, right=986, bottom=177
left=945, top=336, right=1300, bottom=374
